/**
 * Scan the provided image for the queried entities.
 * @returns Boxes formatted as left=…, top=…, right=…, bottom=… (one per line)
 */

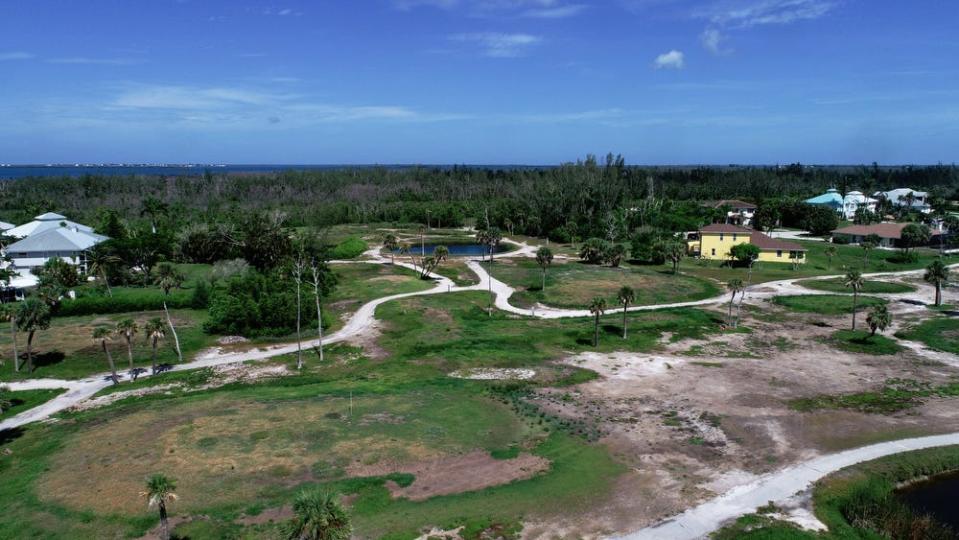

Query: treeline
left=1, top=156, right=957, bottom=242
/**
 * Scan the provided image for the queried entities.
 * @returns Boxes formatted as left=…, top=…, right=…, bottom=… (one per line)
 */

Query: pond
left=394, top=242, right=512, bottom=257
left=897, top=470, right=959, bottom=530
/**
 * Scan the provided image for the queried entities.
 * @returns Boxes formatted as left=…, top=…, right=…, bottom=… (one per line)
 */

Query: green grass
left=829, top=330, right=902, bottom=356
left=799, top=278, right=916, bottom=294
left=0, top=309, right=214, bottom=382
left=680, top=242, right=954, bottom=286
left=896, top=317, right=959, bottom=354
left=493, top=258, right=720, bottom=309
left=772, top=295, right=886, bottom=315
left=0, top=388, right=65, bottom=419
left=790, top=378, right=959, bottom=414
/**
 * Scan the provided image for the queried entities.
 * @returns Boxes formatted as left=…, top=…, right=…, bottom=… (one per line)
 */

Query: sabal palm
left=535, top=247, right=553, bottom=291
left=844, top=270, right=864, bottom=331
left=287, top=488, right=352, bottom=540
left=824, top=246, right=837, bottom=269
left=16, top=298, right=50, bottom=373
left=866, top=305, right=891, bottom=337
left=85, top=245, right=120, bottom=297
left=93, top=326, right=119, bottom=384
left=924, top=259, right=949, bottom=306
left=617, top=286, right=635, bottom=339
left=144, top=318, right=166, bottom=374
left=382, top=234, right=399, bottom=264
left=115, top=318, right=139, bottom=372
left=588, top=297, right=607, bottom=347
left=142, top=474, right=178, bottom=540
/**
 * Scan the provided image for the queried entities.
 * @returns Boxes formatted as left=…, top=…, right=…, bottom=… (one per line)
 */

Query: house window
left=719, top=233, right=724, bottom=241
left=711, top=248, right=716, bottom=256
left=797, top=251, right=805, bottom=259
left=776, top=250, right=782, bottom=257
left=732, top=233, right=738, bottom=241
left=789, top=251, right=797, bottom=259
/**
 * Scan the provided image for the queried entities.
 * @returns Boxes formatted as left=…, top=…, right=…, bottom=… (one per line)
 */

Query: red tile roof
left=713, top=199, right=757, bottom=210
left=701, top=223, right=754, bottom=233
left=832, top=222, right=914, bottom=240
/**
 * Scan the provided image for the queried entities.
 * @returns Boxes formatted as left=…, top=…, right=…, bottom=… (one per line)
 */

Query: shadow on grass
left=32, top=351, right=65, bottom=369
left=0, top=427, right=25, bottom=446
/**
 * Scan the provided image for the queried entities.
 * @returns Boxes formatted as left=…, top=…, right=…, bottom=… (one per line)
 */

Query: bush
left=802, top=205, right=840, bottom=236
left=56, top=290, right=193, bottom=317
left=889, top=251, right=919, bottom=264
left=191, top=281, right=210, bottom=309
left=831, top=235, right=850, bottom=245
left=330, top=237, right=368, bottom=260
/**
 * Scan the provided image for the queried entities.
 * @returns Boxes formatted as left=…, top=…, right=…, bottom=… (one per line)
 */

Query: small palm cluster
left=92, top=316, right=167, bottom=384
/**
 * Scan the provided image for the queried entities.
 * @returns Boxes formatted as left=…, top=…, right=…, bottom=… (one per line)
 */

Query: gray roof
left=5, top=227, right=108, bottom=253
left=0, top=221, right=13, bottom=231
left=5, top=213, right=94, bottom=238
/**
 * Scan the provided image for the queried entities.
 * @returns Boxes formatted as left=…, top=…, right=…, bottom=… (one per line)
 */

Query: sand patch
left=347, top=450, right=550, bottom=501
left=448, top=368, right=536, bottom=380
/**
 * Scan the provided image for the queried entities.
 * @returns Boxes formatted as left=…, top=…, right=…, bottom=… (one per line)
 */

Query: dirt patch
left=448, top=368, right=536, bottom=380
left=347, top=450, right=550, bottom=501
left=370, top=275, right=410, bottom=283
left=136, top=515, right=196, bottom=540
left=71, top=383, right=184, bottom=412
left=217, top=335, right=249, bottom=345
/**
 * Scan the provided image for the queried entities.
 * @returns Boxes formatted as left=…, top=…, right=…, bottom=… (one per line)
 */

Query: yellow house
left=693, top=224, right=807, bottom=264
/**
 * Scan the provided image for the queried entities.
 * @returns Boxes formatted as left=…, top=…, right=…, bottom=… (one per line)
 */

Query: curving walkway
left=615, top=432, right=959, bottom=540
left=1, top=239, right=956, bottom=540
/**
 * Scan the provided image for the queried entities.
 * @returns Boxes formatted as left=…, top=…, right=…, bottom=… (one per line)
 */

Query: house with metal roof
left=804, top=188, right=844, bottom=212
left=873, top=188, right=932, bottom=214
left=0, top=221, right=13, bottom=232
left=0, top=213, right=109, bottom=290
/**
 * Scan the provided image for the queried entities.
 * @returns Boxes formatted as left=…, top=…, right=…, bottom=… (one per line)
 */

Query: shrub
left=56, top=290, right=193, bottom=317
left=330, top=237, right=368, bottom=260
left=832, top=235, right=850, bottom=245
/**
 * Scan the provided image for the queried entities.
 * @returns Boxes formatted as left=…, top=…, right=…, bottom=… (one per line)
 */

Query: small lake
left=897, top=470, right=959, bottom=530
left=395, top=242, right=512, bottom=257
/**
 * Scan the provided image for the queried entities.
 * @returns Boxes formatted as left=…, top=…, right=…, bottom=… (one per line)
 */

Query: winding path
left=1, top=239, right=956, bottom=540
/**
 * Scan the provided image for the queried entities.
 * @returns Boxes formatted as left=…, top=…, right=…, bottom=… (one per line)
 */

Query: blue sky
left=1, top=0, right=957, bottom=164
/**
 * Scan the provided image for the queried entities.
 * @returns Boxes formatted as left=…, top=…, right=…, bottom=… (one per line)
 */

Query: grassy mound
left=772, top=295, right=886, bottom=315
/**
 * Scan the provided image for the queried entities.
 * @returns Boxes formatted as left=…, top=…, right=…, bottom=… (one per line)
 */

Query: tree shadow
left=33, top=351, right=66, bottom=369
left=0, top=427, right=25, bottom=446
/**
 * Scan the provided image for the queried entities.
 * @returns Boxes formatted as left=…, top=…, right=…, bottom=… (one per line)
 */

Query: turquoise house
left=804, top=188, right=844, bottom=211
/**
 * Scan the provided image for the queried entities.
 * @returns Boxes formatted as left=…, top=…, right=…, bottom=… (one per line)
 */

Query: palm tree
left=866, top=305, right=891, bottom=337
left=535, top=246, right=553, bottom=291
left=726, top=278, right=744, bottom=327
left=844, top=270, right=864, bottom=331
left=860, top=240, right=876, bottom=267
left=824, top=245, right=838, bottom=269
left=154, top=263, right=184, bottom=295
left=16, top=298, right=51, bottom=373
left=399, top=242, right=417, bottom=273
left=291, top=253, right=305, bottom=370
left=617, top=286, right=635, bottom=339
left=286, top=488, right=352, bottom=540
left=924, top=259, right=950, bottom=306
left=477, top=227, right=503, bottom=316
left=588, top=297, right=607, bottom=347
left=93, top=326, right=119, bottom=384
left=382, top=234, right=399, bottom=264
left=85, top=244, right=120, bottom=297
left=142, top=474, right=178, bottom=540
left=115, top=318, right=139, bottom=377
left=144, top=318, right=166, bottom=374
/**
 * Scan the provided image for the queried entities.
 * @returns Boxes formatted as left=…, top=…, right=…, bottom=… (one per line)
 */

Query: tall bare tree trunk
left=295, top=277, right=302, bottom=370
left=311, top=263, right=325, bottom=363
left=851, top=291, right=859, bottom=331
left=103, top=341, right=119, bottom=384
left=10, top=316, right=18, bottom=372
left=622, top=304, right=628, bottom=339
left=163, top=302, right=182, bottom=363
left=593, top=315, right=600, bottom=347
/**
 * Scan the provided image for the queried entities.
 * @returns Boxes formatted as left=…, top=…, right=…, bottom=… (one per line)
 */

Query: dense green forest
left=1, top=157, right=957, bottom=250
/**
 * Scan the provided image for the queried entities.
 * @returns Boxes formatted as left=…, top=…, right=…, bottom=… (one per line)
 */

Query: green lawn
left=320, top=263, right=435, bottom=333
left=772, top=295, right=887, bottom=316
left=799, top=278, right=916, bottom=294
left=493, top=258, right=720, bottom=309
left=0, top=388, right=65, bottom=420
left=0, top=309, right=214, bottom=382
left=895, top=317, right=959, bottom=354
left=677, top=242, right=953, bottom=286
left=829, top=330, right=902, bottom=355
left=0, top=335, right=624, bottom=540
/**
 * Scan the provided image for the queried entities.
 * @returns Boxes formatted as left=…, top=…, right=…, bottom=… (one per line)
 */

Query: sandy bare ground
left=347, top=449, right=550, bottom=501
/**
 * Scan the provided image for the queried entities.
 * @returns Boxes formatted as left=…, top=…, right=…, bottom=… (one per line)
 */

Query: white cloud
left=0, top=51, right=34, bottom=61
left=450, top=32, right=542, bottom=57
left=698, top=0, right=836, bottom=29
left=654, top=49, right=685, bottom=69
left=278, top=8, right=293, bottom=15
left=522, top=3, right=587, bottom=18
left=396, top=0, right=585, bottom=18
left=700, top=28, right=730, bottom=54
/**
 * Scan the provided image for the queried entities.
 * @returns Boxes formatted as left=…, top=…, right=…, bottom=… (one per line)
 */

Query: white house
left=842, top=191, right=878, bottom=220
left=873, top=188, right=932, bottom=214
left=1, top=212, right=108, bottom=289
